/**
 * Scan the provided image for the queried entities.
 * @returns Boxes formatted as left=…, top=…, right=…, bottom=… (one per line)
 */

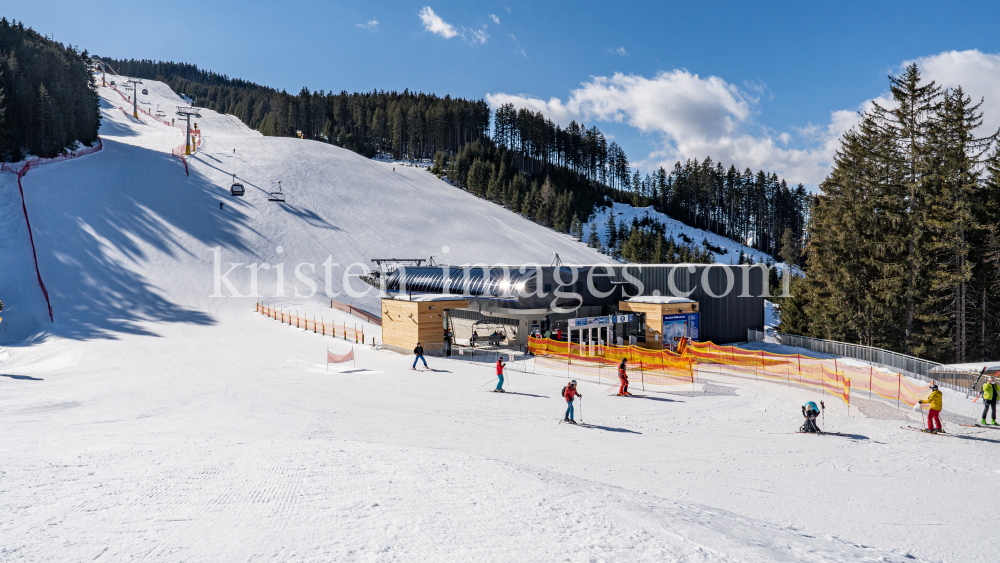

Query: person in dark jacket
left=801, top=401, right=821, bottom=433
left=411, top=342, right=429, bottom=370
left=982, top=377, right=999, bottom=425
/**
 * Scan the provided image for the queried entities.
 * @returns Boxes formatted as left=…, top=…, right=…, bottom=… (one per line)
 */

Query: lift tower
left=176, top=106, right=201, bottom=155
left=125, top=79, right=143, bottom=117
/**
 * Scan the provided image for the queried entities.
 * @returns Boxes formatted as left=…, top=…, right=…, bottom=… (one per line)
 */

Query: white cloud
left=419, top=6, right=489, bottom=45
left=357, top=19, right=378, bottom=32
left=911, top=50, right=1000, bottom=135
left=469, top=27, right=489, bottom=45
left=610, top=47, right=627, bottom=57
left=419, top=6, right=458, bottom=39
left=490, top=14, right=500, bottom=24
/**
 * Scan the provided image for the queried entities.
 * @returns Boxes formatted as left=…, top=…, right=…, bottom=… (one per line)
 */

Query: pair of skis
left=904, top=425, right=952, bottom=436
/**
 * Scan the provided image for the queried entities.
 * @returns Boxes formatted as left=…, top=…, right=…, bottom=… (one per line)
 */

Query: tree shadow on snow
left=0, top=373, right=44, bottom=381
left=188, top=155, right=340, bottom=231
left=17, top=140, right=268, bottom=341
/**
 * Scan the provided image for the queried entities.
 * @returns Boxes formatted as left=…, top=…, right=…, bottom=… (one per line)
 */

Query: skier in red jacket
left=618, top=358, right=631, bottom=396
left=494, top=357, right=506, bottom=392
left=563, top=380, right=582, bottom=423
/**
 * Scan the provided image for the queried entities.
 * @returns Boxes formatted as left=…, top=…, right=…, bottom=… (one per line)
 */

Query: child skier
left=981, top=377, right=998, bottom=425
left=918, top=383, right=943, bottom=433
left=562, top=380, right=582, bottom=424
left=801, top=401, right=821, bottom=433
left=494, top=357, right=506, bottom=392
left=411, top=342, right=429, bottom=370
left=618, top=358, right=631, bottom=396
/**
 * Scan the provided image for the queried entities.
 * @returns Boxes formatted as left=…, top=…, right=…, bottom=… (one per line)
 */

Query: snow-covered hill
left=589, top=202, right=780, bottom=265
left=0, top=77, right=993, bottom=562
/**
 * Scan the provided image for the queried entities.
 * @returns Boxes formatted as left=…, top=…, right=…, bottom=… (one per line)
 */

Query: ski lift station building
left=369, top=263, right=769, bottom=357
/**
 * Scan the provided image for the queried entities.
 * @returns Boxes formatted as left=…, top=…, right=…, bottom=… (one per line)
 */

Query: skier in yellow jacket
left=918, top=383, right=943, bottom=433
left=981, top=377, right=998, bottom=426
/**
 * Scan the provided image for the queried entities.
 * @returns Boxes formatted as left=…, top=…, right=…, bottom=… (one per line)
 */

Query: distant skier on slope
left=563, top=380, right=582, bottom=424
left=980, top=377, right=998, bottom=425
left=918, top=383, right=944, bottom=433
left=494, top=357, right=506, bottom=392
left=411, top=342, right=429, bottom=371
left=618, top=358, right=631, bottom=396
left=801, top=401, right=822, bottom=433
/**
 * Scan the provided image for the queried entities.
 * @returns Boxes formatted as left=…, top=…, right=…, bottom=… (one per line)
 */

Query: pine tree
left=920, top=87, right=997, bottom=362
left=587, top=221, right=600, bottom=248
left=605, top=212, right=618, bottom=250
left=570, top=214, right=583, bottom=241
left=870, top=63, right=942, bottom=354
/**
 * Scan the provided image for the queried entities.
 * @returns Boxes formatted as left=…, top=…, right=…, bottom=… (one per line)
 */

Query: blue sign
left=663, top=313, right=699, bottom=342
left=571, top=314, right=633, bottom=328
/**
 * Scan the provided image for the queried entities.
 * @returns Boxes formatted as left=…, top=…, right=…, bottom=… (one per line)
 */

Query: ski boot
left=992, top=420, right=999, bottom=426
left=982, top=418, right=988, bottom=425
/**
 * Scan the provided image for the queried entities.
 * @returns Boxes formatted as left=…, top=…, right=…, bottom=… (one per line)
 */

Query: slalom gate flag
left=328, top=348, right=354, bottom=364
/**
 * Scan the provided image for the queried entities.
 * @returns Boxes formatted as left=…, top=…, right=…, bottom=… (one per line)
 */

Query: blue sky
left=7, top=0, right=1000, bottom=185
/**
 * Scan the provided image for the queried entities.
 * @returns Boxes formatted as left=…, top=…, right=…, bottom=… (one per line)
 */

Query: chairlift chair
left=230, top=174, right=245, bottom=197
left=267, top=181, right=286, bottom=202
left=110, top=80, right=116, bottom=86
left=142, top=88, right=148, bottom=95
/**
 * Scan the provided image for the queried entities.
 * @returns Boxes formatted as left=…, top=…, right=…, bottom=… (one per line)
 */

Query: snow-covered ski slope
left=0, top=78, right=995, bottom=562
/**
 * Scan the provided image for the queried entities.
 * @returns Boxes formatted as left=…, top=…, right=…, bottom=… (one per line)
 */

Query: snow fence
left=258, top=303, right=372, bottom=345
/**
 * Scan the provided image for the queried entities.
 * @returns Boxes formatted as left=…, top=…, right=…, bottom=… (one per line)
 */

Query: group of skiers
left=411, top=344, right=633, bottom=424
left=411, top=342, right=976, bottom=434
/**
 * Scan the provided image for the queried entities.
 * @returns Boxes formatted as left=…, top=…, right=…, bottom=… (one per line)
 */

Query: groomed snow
left=0, top=77, right=994, bottom=562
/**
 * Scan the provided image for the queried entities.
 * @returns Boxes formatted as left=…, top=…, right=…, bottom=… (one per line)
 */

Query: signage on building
left=663, top=313, right=700, bottom=343
left=570, top=314, right=633, bottom=328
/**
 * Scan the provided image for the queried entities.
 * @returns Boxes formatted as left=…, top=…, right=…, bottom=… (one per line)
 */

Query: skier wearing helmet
left=562, top=380, right=582, bottom=424
left=801, top=401, right=822, bottom=433
left=918, top=383, right=944, bottom=433
left=618, top=358, right=631, bottom=396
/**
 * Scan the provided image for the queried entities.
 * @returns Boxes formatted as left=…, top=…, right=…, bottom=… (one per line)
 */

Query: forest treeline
left=780, top=64, right=1000, bottom=365
left=0, top=19, right=100, bottom=161
left=101, top=57, right=806, bottom=264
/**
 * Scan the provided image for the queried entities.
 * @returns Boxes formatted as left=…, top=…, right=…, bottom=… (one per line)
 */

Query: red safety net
left=2, top=138, right=105, bottom=322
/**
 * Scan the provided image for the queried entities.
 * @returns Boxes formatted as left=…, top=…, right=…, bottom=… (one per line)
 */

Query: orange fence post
left=640, top=360, right=645, bottom=392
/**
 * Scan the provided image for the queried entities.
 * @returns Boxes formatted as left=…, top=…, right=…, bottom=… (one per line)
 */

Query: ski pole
left=821, top=401, right=825, bottom=430
left=579, top=395, right=583, bottom=423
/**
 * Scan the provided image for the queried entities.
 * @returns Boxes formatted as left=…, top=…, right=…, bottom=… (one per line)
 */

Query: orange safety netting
left=685, top=341, right=932, bottom=407
left=528, top=337, right=934, bottom=407
left=528, top=337, right=694, bottom=386
left=258, top=303, right=368, bottom=344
